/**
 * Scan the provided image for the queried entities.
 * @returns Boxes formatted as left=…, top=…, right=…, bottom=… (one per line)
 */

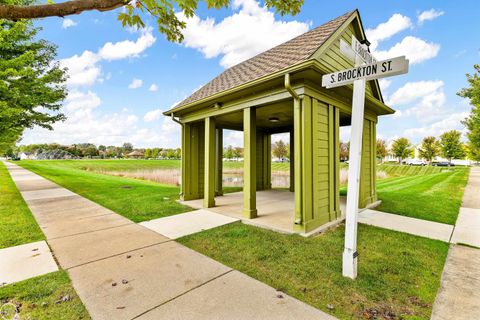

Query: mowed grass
left=179, top=222, right=449, bottom=320
left=16, top=160, right=192, bottom=223
left=341, top=166, right=469, bottom=225
left=55, top=159, right=291, bottom=173
left=0, top=271, right=90, bottom=319
left=0, top=162, right=44, bottom=249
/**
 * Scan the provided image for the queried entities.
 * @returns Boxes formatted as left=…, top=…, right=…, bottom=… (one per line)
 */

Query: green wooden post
left=243, top=107, right=257, bottom=218
left=328, top=104, right=335, bottom=221
left=180, top=123, right=192, bottom=201
left=293, top=98, right=303, bottom=226
left=334, top=107, right=341, bottom=218
left=264, top=133, right=272, bottom=190
left=289, top=130, right=294, bottom=192
left=301, top=97, right=313, bottom=223
left=204, top=117, right=216, bottom=208
left=215, top=128, right=223, bottom=196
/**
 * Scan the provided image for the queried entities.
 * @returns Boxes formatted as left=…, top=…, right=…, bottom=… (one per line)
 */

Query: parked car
left=433, top=161, right=455, bottom=167
left=405, top=159, right=426, bottom=166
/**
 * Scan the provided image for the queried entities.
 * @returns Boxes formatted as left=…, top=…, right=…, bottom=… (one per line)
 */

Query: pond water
left=223, top=172, right=290, bottom=188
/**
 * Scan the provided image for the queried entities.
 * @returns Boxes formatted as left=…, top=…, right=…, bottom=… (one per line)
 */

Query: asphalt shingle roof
left=173, top=10, right=355, bottom=110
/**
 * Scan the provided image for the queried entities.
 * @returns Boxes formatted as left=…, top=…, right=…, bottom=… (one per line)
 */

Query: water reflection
left=223, top=172, right=290, bottom=188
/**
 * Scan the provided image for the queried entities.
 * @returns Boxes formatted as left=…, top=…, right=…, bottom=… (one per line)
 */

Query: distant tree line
left=9, top=142, right=181, bottom=160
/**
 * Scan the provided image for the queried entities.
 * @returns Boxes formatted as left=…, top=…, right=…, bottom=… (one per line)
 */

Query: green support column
left=180, top=122, right=190, bottom=201
left=289, top=130, right=294, bottom=192
left=263, top=133, right=272, bottom=190
left=243, top=107, right=257, bottom=218
left=293, top=98, right=303, bottom=227
left=301, top=97, right=313, bottom=223
left=215, top=128, right=223, bottom=196
left=204, top=117, right=216, bottom=208
left=334, top=107, right=340, bottom=218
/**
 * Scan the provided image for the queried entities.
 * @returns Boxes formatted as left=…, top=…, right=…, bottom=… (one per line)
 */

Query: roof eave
left=163, top=59, right=319, bottom=117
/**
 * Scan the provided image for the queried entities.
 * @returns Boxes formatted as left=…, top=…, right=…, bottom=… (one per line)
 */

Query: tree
left=0, top=14, right=67, bottom=153
left=224, top=145, right=234, bottom=160
left=458, top=64, right=480, bottom=162
left=272, top=140, right=288, bottom=160
left=233, top=147, right=243, bottom=160
left=439, top=130, right=465, bottom=163
left=391, top=138, right=412, bottom=163
left=0, top=0, right=303, bottom=43
left=122, top=142, right=133, bottom=153
left=339, top=141, right=349, bottom=161
left=144, top=148, right=152, bottom=159
left=376, top=139, right=387, bottom=162
left=418, top=136, right=439, bottom=164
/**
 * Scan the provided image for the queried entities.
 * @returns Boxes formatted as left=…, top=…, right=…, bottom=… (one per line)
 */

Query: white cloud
left=128, top=78, right=143, bottom=89
left=144, top=109, right=163, bottom=122
left=374, top=36, right=440, bottom=64
left=149, top=84, right=158, bottom=92
left=404, top=112, right=468, bottom=139
left=387, top=80, right=444, bottom=106
left=64, top=91, right=101, bottom=111
left=98, top=27, right=156, bottom=61
left=60, top=51, right=100, bottom=87
left=60, top=28, right=156, bottom=88
left=224, top=130, right=244, bottom=147
left=366, top=14, right=412, bottom=51
left=418, top=9, right=444, bottom=25
left=62, top=18, right=77, bottom=29
left=177, top=0, right=309, bottom=68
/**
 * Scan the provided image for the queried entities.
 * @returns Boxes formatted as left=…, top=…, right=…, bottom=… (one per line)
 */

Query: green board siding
left=181, top=122, right=205, bottom=200
left=317, top=24, right=377, bottom=100
left=256, top=131, right=271, bottom=190
left=298, top=96, right=341, bottom=232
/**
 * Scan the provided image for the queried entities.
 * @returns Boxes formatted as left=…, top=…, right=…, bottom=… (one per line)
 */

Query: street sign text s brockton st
left=322, top=56, right=409, bottom=88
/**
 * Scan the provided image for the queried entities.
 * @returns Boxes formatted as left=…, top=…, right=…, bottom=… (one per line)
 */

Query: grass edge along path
left=15, top=160, right=192, bottom=223
left=179, top=222, right=449, bottom=320
left=0, top=162, right=44, bottom=249
left=341, top=167, right=469, bottom=225
left=0, top=270, right=90, bottom=320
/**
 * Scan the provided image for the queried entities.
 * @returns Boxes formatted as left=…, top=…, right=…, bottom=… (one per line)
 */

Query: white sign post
left=322, top=36, right=409, bottom=279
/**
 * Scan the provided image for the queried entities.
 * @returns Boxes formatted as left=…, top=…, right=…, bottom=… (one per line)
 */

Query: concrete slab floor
left=68, top=241, right=232, bottom=320
left=49, top=224, right=169, bottom=269
left=137, top=270, right=336, bottom=320
left=140, top=209, right=239, bottom=239
left=181, top=190, right=297, bottom=234
left=358, top=209, right=454, bottom=242
left=451, top=207, right=480, bottom=247
left=21, top=187, right=77, bottom=201
left=431, top=245, right=480, bottom=320
left=0, top=241, right=58, bottom=286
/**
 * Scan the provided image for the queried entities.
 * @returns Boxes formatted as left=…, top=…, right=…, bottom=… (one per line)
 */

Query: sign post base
left=342, top=248, right=358, bottom=279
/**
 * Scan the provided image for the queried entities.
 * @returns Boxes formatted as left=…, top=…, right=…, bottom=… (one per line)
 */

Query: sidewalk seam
left=130, top=269, right=235, bottom=320
left=66, top=240, right=174, bottom=270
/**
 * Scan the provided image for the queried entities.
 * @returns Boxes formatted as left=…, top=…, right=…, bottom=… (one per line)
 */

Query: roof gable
left=171, top=10, right=356, bottom=111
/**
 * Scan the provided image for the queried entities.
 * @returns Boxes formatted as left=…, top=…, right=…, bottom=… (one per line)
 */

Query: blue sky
left=21, top=0, right=480, bottom=148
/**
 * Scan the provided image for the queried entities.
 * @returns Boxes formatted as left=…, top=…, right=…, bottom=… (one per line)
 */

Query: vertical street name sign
left=322, top=36, right=409, bottom=280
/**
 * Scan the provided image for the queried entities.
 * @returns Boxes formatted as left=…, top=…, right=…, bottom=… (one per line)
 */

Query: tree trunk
left=0, top=0, right=125, bottom=20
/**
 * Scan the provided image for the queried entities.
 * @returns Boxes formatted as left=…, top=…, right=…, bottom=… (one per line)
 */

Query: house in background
left=127, top=150, right=145, bottom=159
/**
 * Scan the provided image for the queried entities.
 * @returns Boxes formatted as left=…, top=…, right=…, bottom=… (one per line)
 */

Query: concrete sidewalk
left=4, top=162, right=334, bottom=320
left=431, top=167, right=480, bottom=320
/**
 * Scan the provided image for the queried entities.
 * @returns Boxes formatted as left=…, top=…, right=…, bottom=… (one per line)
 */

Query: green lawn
left=31, top=159, right=290, bottom=173
left=0, top=162, right=44, bottom=249
left=342, top=166, right=469, bottom=225
left=16, top=160, right=192, bottom=223
left=179, top=222, right=448, bottom=320
left=0, top=271, right=90, bottom=319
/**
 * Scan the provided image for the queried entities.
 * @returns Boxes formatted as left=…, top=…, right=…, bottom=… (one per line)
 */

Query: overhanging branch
left=0, top=0, right=127, bottom=20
